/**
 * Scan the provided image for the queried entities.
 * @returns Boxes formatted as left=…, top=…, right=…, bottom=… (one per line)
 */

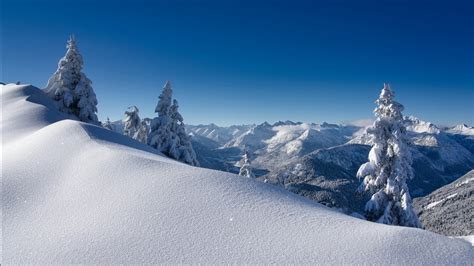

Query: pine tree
left=44, top=36, right=98, bottom=124
left=238, top=150, right=255, bottom=178
left=170, top=99, right=199, bottom=166
left=356, top=83, right=420, bottom=227
left=103, top=117, right=114, bottom=131
left=136, top=119, right=150, bottom=144
left=148, top=82, right=199, bottom=166
left=148, top=81, right=173, bottom=152
left=123, top=106, right=141, bottom=139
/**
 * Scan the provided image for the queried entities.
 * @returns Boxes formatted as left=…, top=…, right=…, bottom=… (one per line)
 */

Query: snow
left=405, top=116, right=441, bottom=134
left=426, top=199, right=445, bottom=210
left=267, top=123, right=312, bottom=154
left=456, top=236, right=474, bottom=246
left=44, top=36, right=98, bottom=124
left=2, top=84, right=473, bottom=264
left=188, top=124, right=252, bottom=144
left=411, top=134, right=439, bottom=147
left=448, top=124, right=474, bottom=136
left=351, top=115, right=474, bottom=167
left=148, top=82, right=198, bottom=166
left=456, top=177, right=474, bottom=187
left=238, top=150, right=255, bottom=178
left=356, top=84, right=420, bottom=227
left=446, top=193, right=458, bottom=199
left=425, top=193, right=458, bottom=210
left=123, top=106, right=140, bottom=133
left=264, top=123, right=353, bottom=156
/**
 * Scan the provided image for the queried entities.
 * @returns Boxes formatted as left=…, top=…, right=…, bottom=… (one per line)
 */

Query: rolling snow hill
left=2, top=83, right=473, bottom=263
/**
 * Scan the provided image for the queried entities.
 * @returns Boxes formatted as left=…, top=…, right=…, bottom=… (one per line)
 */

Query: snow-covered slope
left=414, top=170, right=474, bottom=236
left=3, top=83, right=473, bottom=264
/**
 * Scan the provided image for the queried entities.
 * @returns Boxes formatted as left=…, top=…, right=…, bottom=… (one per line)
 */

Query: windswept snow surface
left=457, top=236, right=474, bottom=247
left=2, top=84, right=473, bottom=264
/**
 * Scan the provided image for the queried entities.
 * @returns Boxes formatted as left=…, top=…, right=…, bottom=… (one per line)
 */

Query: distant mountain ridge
left=185, top=117, right=474, bottom=214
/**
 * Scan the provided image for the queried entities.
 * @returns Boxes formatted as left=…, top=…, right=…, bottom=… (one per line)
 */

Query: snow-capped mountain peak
left=448, top=124, right=474, bottom=136
left=404, top=116, right=441, bottom=134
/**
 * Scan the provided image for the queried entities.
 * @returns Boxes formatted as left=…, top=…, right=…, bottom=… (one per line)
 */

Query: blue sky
left=2, top=0, right=473, bottom=126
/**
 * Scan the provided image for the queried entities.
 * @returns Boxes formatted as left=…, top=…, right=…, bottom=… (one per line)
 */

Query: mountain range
left=185, top=117, right=474, bottom=216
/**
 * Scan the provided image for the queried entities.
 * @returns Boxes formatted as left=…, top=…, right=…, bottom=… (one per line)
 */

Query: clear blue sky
left=2, top=0, right=473, bottom=126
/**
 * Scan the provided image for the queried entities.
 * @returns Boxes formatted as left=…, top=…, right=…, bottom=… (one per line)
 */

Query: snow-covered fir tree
left=103, top=117, right=114, bottom=131
left=148, top=81, right=173, bottom=152
left=135, top=119, right=150, bottom=144
left=148, top=82, right=199, bottom=166
left=123, top=106, right=141, bottom=139
left=44, top=36, right=98, bottom=124
left=170, top=99, right=199, bottom=166
left=238, top=150, right=255, bottom=178
left=356, top=83, right=420, bottom=228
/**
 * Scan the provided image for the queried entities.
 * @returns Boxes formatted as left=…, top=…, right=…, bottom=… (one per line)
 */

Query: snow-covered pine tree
left=103, top=117, right=114, bottom=131
left=148, top=82, right=199, bottom=166
left=76, top=75, right=98, bottom=123
left=170, top=99, right=199, bottom=166
left=356, top=83, right=420, bottom=228
left=135, top=119, right=150, bottom=144
left=238, top=150, right=255, bottom=178
left=123, top=106, right=141, bottom=139
left=148, top=81, right=173, bottom=153
left=44, top=36, right=99, bottom=124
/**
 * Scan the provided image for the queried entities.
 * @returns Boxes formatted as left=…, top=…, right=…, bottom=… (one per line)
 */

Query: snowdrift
left=2, top=84, right=473, bottom=264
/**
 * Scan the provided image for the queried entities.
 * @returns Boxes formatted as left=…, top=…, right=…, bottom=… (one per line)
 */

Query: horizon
left=3, top=0, right=473, bottom=126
